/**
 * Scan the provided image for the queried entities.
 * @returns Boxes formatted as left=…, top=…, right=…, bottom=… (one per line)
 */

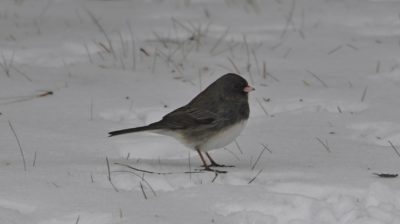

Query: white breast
left=199, top=120, right=247, bottom=152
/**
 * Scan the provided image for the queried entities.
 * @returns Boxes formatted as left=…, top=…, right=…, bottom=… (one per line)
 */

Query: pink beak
left=243, top=85, right=255, bottom=93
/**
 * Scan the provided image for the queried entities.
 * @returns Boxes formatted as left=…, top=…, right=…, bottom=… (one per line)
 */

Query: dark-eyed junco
left=109, top=73, right=254, bottom=173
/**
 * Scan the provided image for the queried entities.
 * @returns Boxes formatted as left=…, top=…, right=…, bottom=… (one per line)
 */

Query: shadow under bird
left=109, top=73, right=254, bottom=173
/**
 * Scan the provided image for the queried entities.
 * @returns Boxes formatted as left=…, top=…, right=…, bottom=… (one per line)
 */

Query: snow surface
left=1, top=0, right=400, bottom=223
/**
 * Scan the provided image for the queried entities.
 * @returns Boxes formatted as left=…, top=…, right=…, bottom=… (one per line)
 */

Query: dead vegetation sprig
left=152, top=31, right=168, bottom=49
left=327, top=45, right=343, bottom=55
left=170, top=18, right=211, bottom=52
left=188, top=152, right=192, bottom=181
left=116, top=170, right=157, bottom=198
left=388, top=140, right=400, bottom=158
left=346, top=43, right=358, bottom=51
left=211, top=41, right=240, bottom=56
left=209, top=27, right=230, bottom=54
left=256, top=98, right=269, bottom=116
left=12, top=66, right=32, bottom=82
left=0, top=51, right=15, bottom=77
left=83, top=43, right=93, bottom=64
left=8, top=120, right=27, bottom=171
left=106, top=157, right=119, bottom=192
left=283, top=48, right=292, bottom=59
left=251, top=49, right=261, bottom=78
left=242, top=34, right=251, bottom=73
left=152, top=47, right=159, bottom=74
left=114, top=162, right=202, bottom=175
left=316, top=137, right=331, bottom=153
left=32, top=151, right=37, bottom=167
left=298, top=9, right=305, bottom=39
left=234, top=139, right=243, bottom=154
left=280, top=0, right=296, bottom=40
left=337, top=106, right=343, bottom=113
left=361, top=86, right=368, bottom=102
left=227, top=57, right=241, bottom=74
left=149, top=48, right=172, bottom=72
left=306, top=70, right=328, bottom=87
left=248, top=169, right=263, bottom=184
left=85, top=9, right=116, bottom=59
left=211, top=172, right=219, bottom=183
left=262, top=61, right=279, bottom=82
left=126, top=21, right=137, bottom=71
left=251, top=144, right=271, bottom=170
left=139, top=182, right=148, bottom=199
left=376, top=61, right=381, bottom=74
left=223, top=147, right=241, bottom=161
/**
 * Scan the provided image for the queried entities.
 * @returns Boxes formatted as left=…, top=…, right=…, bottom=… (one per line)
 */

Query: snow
left=1, top=0, right=400, bottom=223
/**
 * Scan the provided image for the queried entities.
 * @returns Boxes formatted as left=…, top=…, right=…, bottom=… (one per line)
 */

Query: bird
left=109, top=73, right=254, bottom=173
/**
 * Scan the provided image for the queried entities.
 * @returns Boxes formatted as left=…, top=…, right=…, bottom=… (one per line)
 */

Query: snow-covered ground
left=1, top=0, right=400, bottom=223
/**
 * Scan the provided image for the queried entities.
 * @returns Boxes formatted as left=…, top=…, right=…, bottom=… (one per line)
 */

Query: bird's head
left=219, top=73, right=255, bottom=98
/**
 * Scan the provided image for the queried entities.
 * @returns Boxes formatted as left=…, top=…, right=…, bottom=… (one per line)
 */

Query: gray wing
left=159, top=106, right=220, bottom=130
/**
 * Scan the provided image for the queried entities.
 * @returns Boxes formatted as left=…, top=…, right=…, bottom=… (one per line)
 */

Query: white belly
left=200, top=120, right=247, bottom=152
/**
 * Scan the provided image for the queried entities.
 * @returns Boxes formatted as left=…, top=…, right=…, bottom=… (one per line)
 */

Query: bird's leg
left=205, top=152, right=234, bottom=168
left=196, top=148, right=209, bottom=168
left=196, top=148, right=227, bottom=173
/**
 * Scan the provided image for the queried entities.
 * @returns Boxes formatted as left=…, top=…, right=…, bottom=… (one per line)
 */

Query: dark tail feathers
left=109, top=125, right=156, bottom=137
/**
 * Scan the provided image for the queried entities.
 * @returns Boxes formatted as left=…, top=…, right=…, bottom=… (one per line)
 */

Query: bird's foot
left=198, top=167, right=227, bottom=174
left=202, top=163, right=234, bottom=168
left=210, top=163, right=235, bottom=168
